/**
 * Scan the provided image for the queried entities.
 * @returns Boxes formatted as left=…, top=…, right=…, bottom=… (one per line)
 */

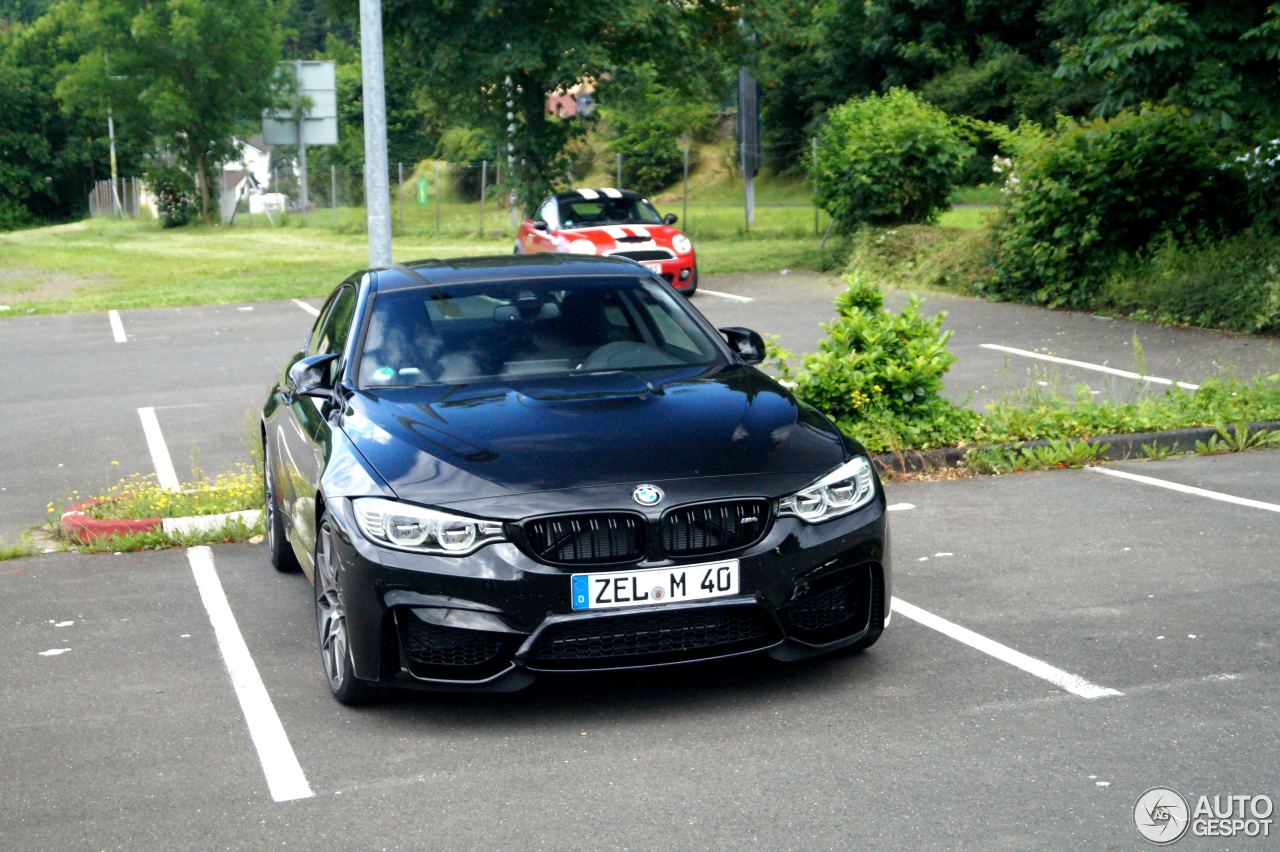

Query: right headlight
left=778, top=456, right=876, bottom=523
left=352, top=498, right=505, bottom=555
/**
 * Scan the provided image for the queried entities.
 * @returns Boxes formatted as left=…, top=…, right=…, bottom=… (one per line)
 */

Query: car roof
left=369, top=254, right=649, bottom=292
left=553, top=188, right=644, bottom=202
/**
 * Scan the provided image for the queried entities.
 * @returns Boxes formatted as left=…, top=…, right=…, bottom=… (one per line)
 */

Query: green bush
left=984, top=106, right=1245, bottom=309
left=778, top=272, right=980, bottom=451
left=438, top=127, right=495, bottom=201
left=815, top=89, right=972, bottom=230
left=1100, top=232, right=1280, bottom=334
left=144, top=163, right=196, bottom=229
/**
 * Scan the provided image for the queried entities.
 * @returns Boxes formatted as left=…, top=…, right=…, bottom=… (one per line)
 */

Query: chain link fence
left=87, top=142, right=832, bottom=240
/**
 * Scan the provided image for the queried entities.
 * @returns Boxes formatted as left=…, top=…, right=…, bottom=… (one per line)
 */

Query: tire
left=314, top=514, right=379, bottom=705
left=263, top=443, right=299, bottom=573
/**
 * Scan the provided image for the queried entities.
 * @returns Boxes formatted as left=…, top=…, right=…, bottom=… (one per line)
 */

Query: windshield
left=357, top=276, right=725, bottom=388
left=558, top=197, right=663, bottom=229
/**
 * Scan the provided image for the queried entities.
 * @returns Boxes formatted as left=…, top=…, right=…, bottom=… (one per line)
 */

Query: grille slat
left=610, top=249, right=674, bottom=262
left=662, top=499, right=769, bottom=558
left=525, top=513, right=645, bottom=565
left=527, top=605, right=780, bottom=670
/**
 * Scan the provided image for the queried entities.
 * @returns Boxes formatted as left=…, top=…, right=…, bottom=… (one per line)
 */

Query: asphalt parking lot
left=3, top=450, right=1276, bottom=847
left=1, top=270, right=1277, bottom=847
left=2, top=270, right=1276, bottom=541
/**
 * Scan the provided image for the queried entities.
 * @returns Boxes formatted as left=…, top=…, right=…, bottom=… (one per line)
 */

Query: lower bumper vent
left=526, top=605, right=781, bottom=671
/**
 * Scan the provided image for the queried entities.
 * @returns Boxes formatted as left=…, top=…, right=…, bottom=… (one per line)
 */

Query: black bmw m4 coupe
left=261, top=255, right=890, bottom=703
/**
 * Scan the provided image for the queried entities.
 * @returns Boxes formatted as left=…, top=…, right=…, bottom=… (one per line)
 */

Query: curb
left=60, top=500, right=262, bottom=544
left=870, top=420, right=1280, bottom=474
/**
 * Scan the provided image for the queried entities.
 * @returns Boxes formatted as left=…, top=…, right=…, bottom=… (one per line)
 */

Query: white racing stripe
left=600, top=187, right=622, bottom=198
left=699, top=289, right=754, bottom=303
left=980, top=344, right=1199, bottom=391
left=108, top=310, right=127, bottom=343
left=1088, top=466, right=1280, bottom=513
left=576, top=188, right=599, bottom=200
left=891, top=596, right=1123, bottom=700
left=136, top=406, right=180, bottom=492
left=187, top=547, right=314, bottom=802
left=601, top=225, right=630, bottom=240
left=292, top=299, right=320, bottom=318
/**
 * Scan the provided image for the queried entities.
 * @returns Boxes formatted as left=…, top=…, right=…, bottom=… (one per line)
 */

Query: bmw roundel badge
left=632, top=484, right=664, bottom=506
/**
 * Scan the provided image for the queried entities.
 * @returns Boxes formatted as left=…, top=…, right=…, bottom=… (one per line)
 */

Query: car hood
left=562, top=223, right=681, bottom=251
left=341, top=365, right=849, bottom=508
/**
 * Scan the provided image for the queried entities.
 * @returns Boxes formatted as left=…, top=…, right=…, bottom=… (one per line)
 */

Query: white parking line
left=136, top=406, right=180, bottom=491
left=980, top=343, right=1200, bottom=390
left=699, top=289, right=754, bottom=303
left=1088, top=466, right=1280, bottom=513
left=187, top=547, right=313, bottom=802
left=108, top=310, right=127, bottom=343
left=291, top=299, right=320, bottom=318
left=891, top=596, right=1123, bottom=700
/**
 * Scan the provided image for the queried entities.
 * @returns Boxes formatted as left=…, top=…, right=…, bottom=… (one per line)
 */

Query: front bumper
left=327, top=495, right=889, bottom=692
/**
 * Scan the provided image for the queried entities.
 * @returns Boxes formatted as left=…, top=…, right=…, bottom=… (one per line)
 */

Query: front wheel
left=680, top=265, right=698, bottom=297
left=315, top=515, right=378, bottom=705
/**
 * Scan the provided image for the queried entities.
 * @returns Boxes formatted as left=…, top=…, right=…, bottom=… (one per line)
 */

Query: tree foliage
left=1052, top=1, right=1280, bottom=140
left=56, top=0, right=286, bottom=220
left=378, top=0, right=735, bottom=212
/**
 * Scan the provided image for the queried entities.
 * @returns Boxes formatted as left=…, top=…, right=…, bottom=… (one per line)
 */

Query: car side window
left=308, top=286, right=358, bottom=384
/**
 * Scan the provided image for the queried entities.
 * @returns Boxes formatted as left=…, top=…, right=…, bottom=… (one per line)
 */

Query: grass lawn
left=0, top=217, right=834, bottom=315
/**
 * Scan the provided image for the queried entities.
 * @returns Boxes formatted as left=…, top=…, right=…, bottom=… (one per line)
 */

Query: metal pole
left=359, top=0, right=392, bottom=266
left=107, top=106, right=122, bottom=216
left=682, top=145, right=689, bottom=226
left=615, top=153, right=622, bottom=190
left=479, top=160, right=488, bottom=236
left=331, top=165, right=337, bottom=227
left=812, top=137, right=819, bottom=235
left=434, top=161, right=441, bottom=231
left=397, top=162, right=404, bottom=234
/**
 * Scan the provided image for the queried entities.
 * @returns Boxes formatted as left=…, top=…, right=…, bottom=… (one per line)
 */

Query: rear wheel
left=315, top=514, right=378, bottom=705
left=263, top=444, right=299, bottom=573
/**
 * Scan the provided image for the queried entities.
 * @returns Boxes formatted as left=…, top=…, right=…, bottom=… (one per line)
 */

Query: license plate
left=571, top=560, right=739, bottom=611
left=642, top=260, right=664, bottom=273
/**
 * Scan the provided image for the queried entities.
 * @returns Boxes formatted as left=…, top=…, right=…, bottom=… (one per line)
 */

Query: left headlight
left=672, top=234, right=693, bottom=255
left=352, top=498, right=505, bottom=555
left=778, top=456, right=876, bottom=523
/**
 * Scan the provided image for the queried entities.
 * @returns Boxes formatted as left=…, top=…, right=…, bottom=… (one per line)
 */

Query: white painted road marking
left=292, top=299, right=320, bottom=318
left=136, top=406, right=180, bottom=491
left=187, top=547, right=313, bottom=802
left=886, top=502, right=916, bottom=512
left=108, top=310, right=127, bottom=343
left=891, top=596, right=1123, bottom=700
left=1088, top=466, right=1280, bottom=513
left=980, top=343, right=1199, bottom=391
left=699, top=289, right=754, bottom=303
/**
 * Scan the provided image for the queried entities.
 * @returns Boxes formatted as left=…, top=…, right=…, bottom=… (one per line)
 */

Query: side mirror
left=287, top=353, right=338, bottom=399
left=719, top=327, right=766, bottom=366
left=532, top=219, right=549, bottom=231
left=663, top=213, right=678, bottom=225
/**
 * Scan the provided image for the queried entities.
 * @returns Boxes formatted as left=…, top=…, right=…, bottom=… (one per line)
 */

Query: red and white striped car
left=516, top=188, right=697, bottom=294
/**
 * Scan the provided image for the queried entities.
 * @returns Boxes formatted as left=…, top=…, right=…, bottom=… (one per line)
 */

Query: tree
left=57, top=0, right=286, bottom=221
left=0, top=3, right=145, bottom=227
left=1052, top=1, right=1280, bottom=141
left=378, top=0, right=736, bottom=212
